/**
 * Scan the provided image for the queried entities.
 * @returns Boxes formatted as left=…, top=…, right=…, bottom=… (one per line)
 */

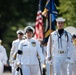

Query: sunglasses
left=57, top=22, right=64, bottom=24
left=18, top=33, right=23, bottom=35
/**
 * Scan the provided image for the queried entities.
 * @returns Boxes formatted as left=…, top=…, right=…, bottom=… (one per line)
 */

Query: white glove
left=46, top=56, right=52, bottom=61
left=14, top=59, right=21, bottom=68
left=47, top=59, right=53, bottom=65
left=16, top=62, right=21, bottom=66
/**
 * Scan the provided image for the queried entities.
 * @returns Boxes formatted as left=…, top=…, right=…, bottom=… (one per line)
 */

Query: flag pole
left=49, top=1, right=52, bottom=75
left=39, top=0, right=44, bottom=41
left=50, top=14, right=53, bottom=75
left=37, top=1, right=43, bottom=75
left=45, top=0, right=52, bottom=61
left=38, top=0, right=42, bottom=10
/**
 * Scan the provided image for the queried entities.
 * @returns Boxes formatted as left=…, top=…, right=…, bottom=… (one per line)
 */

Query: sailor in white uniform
left=68, top=34, right=76, bottom=75
left=9, top=30, right=24, bottom=75
left=47, top=17, right=73, bottom=75
left=72, top=34, right=76, bottom=75
left=0, top=39, right=8, bottom=75
left=16, top=26, right=44, bottom=75
left=37, top=39, right=46, bottom=75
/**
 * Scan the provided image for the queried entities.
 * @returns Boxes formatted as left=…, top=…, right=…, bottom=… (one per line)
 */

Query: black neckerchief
left=57, top=29, right=64, bottom=48
left=58, top=29, right=64, bottom=36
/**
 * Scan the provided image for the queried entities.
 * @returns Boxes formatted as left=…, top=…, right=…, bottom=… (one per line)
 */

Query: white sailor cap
left=24, top=26, right=35, bottom=34
left=16, top=30, right=24, bottom=34
left=56, top=17, right=66, bottom=22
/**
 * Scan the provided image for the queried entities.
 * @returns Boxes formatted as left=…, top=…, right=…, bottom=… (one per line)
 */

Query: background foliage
left=58, top=0, right=76, bottom=27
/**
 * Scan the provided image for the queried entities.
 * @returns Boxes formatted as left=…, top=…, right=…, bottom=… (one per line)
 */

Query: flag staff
left=49, top=0, right=52, bottom=59
left=38, top=0, right=42, bottom=10
left=49, top=1, right=53, bottom=75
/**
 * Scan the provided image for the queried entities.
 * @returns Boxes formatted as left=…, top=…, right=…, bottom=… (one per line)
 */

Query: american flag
left=34, top=10, right=43, bottom=40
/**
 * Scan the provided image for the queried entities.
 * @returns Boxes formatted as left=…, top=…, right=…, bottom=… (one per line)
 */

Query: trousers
left=22, top=65, right=41, bottom=75
left=0, top=61, right=3, bottom=75
left=53, top=57, right=67, bottom=75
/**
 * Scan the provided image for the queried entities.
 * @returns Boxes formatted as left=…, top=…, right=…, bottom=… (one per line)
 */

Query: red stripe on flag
left=34, top=10, right=43, bottom=40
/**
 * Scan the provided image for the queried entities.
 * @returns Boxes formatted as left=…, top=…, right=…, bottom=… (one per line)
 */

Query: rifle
left=38, top=57, right=43, bottom=75
left=43, top=67, right=46, bottom=75
left=16, top=67, right=23, bottom=75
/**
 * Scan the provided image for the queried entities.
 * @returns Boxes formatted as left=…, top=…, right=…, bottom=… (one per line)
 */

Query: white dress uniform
left=67, top=34, right=76, bottom=75
left=17, top=38, right=44, bottom=75
left=0, top=44, right=8, bottom=75
left=47, top=30, right=73, bottom=75
left=10, top=39, right=22, bottom=75
left=72, top=45, right=76, bottom=75
left=69, top=44, right=76, bottom=75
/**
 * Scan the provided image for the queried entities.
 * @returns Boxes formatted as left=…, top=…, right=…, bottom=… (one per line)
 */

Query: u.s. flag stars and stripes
left=34, top=10, right=43, bottom=40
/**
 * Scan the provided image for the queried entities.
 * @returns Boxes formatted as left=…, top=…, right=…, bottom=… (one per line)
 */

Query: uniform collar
left=17, top=39, right=22, bottom=42
left=26, top=38, right=32, bottom=42
left=56, top=29, right=65, bottom=36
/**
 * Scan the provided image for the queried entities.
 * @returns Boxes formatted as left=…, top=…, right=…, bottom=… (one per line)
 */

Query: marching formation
left=0, top=17, right=76, bottom=75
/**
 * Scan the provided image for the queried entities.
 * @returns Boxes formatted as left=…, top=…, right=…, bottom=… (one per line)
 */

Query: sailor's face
left=73, top=38, right=76, bottom=45
left=18, top=33, right=24, bottom=39
left=57, top=21, right=64, bottom=29
left=26, top=31, right=33, bottom=39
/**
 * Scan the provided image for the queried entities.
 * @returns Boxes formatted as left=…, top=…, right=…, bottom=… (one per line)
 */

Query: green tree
left=57, top=0, right=76, bottom=27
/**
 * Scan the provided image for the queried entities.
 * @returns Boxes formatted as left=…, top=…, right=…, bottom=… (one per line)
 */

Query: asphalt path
left=3, top=72, right=11, bottom=75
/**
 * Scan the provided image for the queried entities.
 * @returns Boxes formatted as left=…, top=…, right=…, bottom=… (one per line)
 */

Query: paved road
left=3, top=72, right=11, bottom=75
